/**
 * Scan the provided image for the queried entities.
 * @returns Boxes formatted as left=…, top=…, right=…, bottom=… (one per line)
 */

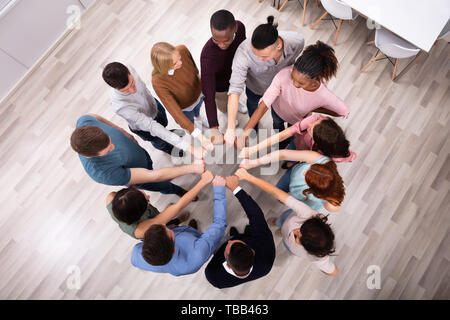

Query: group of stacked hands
left=70, top=9, right=358, bottom=288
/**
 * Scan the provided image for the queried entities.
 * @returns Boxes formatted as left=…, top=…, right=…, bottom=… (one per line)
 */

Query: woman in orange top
left=151, top=42, right=213, bottom=151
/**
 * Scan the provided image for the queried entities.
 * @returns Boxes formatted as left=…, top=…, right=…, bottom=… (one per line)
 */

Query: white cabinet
left=0, top=0, right=93, bottom=101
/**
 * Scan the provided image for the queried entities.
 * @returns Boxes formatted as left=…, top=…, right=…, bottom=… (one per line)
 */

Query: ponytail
left=294, top=40, right=338, bottom=81
left=251, top=15, right=279, bottom=49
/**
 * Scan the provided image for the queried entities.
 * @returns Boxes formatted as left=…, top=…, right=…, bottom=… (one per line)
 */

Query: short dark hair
left=112, top=187, right=148, bottom=225
left=294, top=41, right=338, bottom=82
left=142, top=224, right=174, bottom=266
left=102, top=62, right=130, bottom=89
left=312, top=118, right=350, bottom=158
left=210, top=9, right=235, bottom=31
left=251, top=15, right=278, bottom=49
left=227, top=242, right=254, bottom=273
left=70, top=125, right=110, bottom=157
left=300, top=215, right=335, bottom=258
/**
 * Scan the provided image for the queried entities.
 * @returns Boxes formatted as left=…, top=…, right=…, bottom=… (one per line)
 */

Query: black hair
left=228, top=242, right=254, bottom=273
left=251, top=15, right=279, bottom=49
left=300, top=214, right=335, bottom=258
left=312, top=118, right=350, bottom=158
left=102, top=62, right=130, bottom=89
left=142, top=224, right=174, bottom=266
left=294, top=41, right=338, bottom=81
left=210, top=9, right=236, bottom=31
left=111, top=187, right=148, bottom=225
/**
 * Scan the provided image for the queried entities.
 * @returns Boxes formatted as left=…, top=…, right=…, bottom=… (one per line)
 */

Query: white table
left=341, top=0, right=450, bottom=52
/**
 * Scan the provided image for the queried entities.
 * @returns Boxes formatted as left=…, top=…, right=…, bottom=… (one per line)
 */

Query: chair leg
left=366, top=40, right=375, bottom=46
left=279, top=0, right=289, bottom=11
left=334, top=19, right=343, bottom=45
left=310, top=11, right=328, bottom=29
left=301, top=0, right=307, bottom=26
left=258, top=0, right=263, bottom=2
left=348, top=20, right=352, bottom=26
left=392, top=58, right=399, bottom=80
left=315, top=0, right=319, bottom=7
left=360, top=51, right=383, bottom=72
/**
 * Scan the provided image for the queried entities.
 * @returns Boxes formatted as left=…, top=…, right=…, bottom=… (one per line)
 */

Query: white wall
left=0, top=0, right=93, bottom=100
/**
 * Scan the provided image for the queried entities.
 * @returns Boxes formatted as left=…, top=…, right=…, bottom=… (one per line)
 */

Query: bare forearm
left=244, top=174, right=289, bottom=203
left=128, top=166, right=193, bottom=185
left=251, top=128, right=292, bottom=155
left=243, top=102, right=268, bottom=134
left=227, top=93, right=240, bottom=130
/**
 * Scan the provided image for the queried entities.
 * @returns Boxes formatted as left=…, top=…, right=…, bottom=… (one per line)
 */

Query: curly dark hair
left=300, top=214, right=335, bottom=258
left=294, top=40, right=338, bottom=82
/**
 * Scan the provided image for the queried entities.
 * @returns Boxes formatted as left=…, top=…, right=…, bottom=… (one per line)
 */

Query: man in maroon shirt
left=200, top=10, right=246, bottom=144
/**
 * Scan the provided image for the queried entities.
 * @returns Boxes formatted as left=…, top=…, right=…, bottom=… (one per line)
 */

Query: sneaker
left=188, top=219, right=198, bottom=230
left=229, top=226, right=239, bottom=237
left=238, top=103, right=248, bottom=114
left=170, top=129, right=186, bottom=137
left=176, top=188, right=199, bottom=201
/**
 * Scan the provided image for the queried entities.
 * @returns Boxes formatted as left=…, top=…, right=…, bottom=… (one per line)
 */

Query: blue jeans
left=130, top=99, right=177, bottom=155
left=271, top=107, right=293, bottom=150
left=182, top=95, right=204, bottom=123
left=276, top=166, right=293, bottom=192
left=245, top=87, right=262, bottom=130
left=135, top=152, right=183, bottom=195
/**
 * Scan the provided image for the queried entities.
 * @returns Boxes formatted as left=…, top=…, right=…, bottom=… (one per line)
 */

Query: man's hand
left=191, top=159, right=205, bottom=174
left=235, top=133, right=248, bottom=150
left=224, top=128, right=235, bottom=147
left=189, top=145, right=207, bottom=160
left=198, top=133, right=214, bottom=151
left=235, top=168, right=250, bottom=180
left=212, top=175, right=226, bottom=187
left=200, top=170, right=214, bottom=185
left=210, top=127, right=224, bottom=145
left=238, top=146, right=256, bottom=159
left=225, top=175, right=239, bottom=191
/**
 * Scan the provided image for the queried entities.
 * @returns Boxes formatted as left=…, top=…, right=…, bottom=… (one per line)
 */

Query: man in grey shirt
left=224, top=16, right=305, bottom=147
left=103, top=62, right=204, bottom=159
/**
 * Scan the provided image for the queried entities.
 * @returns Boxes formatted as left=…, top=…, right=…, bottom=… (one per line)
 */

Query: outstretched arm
left=239, top=127, right=293, bottom=158
left=235, top=168, right=289, bottom=204
left=240, top=150, right=323, bottom=170
left=134, top=171, right=214, bottom=238
left=128, top=160, right=205, bottom=185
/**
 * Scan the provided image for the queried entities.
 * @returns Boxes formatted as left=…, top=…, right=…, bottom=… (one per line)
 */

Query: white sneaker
left=238, top=103, right=248, bottom=114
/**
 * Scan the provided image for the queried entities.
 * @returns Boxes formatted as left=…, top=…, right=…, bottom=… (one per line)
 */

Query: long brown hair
left=303, top=161, right=345, bottom=206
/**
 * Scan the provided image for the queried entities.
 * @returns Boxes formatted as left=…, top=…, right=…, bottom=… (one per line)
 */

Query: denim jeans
left=135, top=151, right=183, bottom=195
left=271, top=107, right=294, bottom=150
left=276, top=166, right=293, bottom=192
left=129, top=99, right=176, bottom=155
left=182, top=95, right=204, bottom=123
left=245, top=87, right=262, bottom=130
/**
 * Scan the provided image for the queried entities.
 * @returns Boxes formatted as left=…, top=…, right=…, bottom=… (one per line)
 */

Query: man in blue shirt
left=70, top=113, right=205, bottom=195
left=131, top=174, right=228, bottom=276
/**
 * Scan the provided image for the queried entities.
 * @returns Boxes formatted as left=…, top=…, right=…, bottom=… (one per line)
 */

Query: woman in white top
left=234, top=168, right=339, bottom=276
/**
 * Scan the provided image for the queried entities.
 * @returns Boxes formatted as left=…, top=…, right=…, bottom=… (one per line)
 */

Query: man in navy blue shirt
left=204, top=175, right=276, bottom=288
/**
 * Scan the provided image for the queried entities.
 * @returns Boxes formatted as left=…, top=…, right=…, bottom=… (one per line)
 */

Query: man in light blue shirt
left=131, top=176, right=228, bottom=276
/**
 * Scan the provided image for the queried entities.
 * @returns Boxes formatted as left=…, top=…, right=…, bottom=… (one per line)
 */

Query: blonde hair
left=151, top=42, right=176, bottom=77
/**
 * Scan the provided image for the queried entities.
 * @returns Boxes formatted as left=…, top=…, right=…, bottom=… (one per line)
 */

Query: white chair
left=310, top=0, right=358, bottom=45
left=361, top=28, right=420, bottom=81
left=436, top=18, right=450, bottom=43
left=277, top=0, right=320, bottom=26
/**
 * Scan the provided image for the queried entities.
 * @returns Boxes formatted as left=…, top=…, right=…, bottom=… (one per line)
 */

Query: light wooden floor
left=0, top=0, right=449, bottom=300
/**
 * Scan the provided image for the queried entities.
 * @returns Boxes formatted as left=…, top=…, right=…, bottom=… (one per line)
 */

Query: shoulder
left=315, top=156, right=332, bottom=164
left=76, top=114, right=98, bottom=128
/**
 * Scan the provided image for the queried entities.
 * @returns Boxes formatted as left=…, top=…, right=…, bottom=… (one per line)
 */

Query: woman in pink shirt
left=236, top=41, right=349, bottom=150
left=239, top=113, right=357, bottom=163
